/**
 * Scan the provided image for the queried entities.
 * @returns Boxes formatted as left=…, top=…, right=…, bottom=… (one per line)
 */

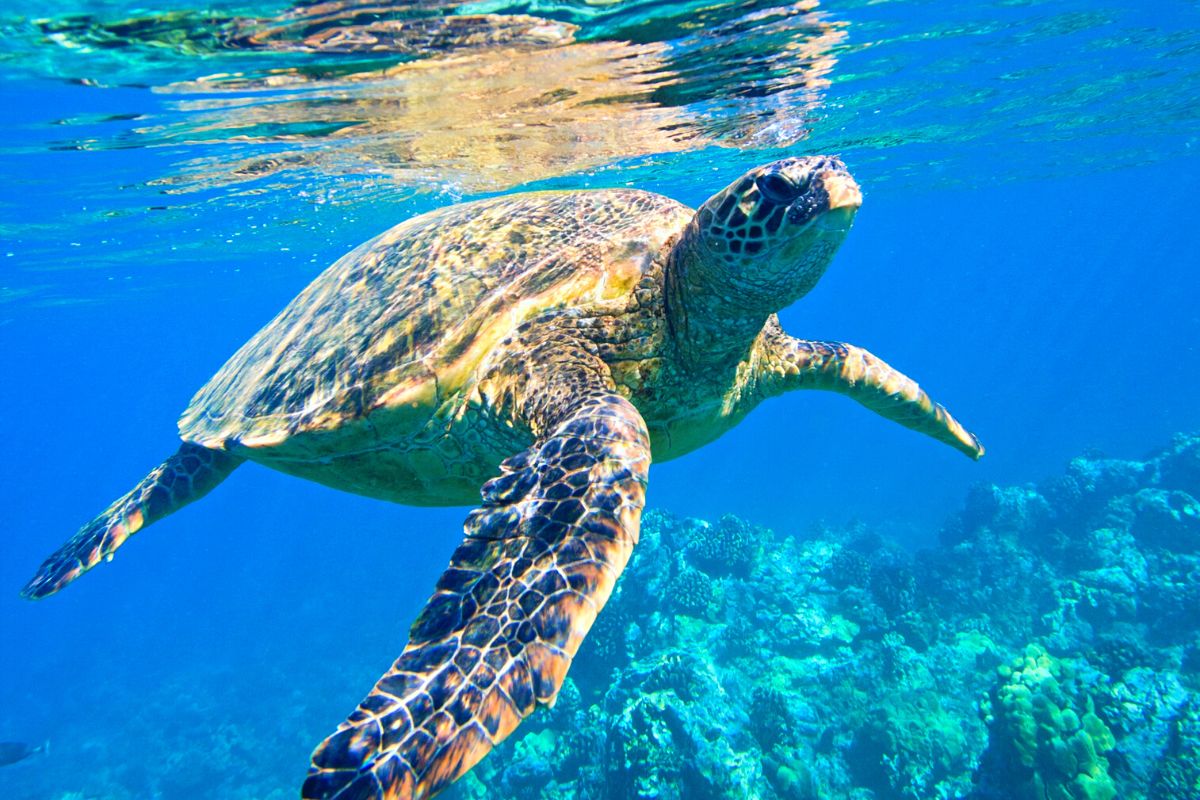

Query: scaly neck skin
left=664, top=222, right=773, bottom=375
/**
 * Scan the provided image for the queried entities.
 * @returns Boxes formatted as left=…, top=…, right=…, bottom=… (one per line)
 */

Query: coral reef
left=1149, top=696, right=1200, bottom=799
left=686, top=514, right=763, bottom=577
left=443, top=432, right=1200, bottom=800
left=10, top=434, right=1199, bottom=800
left=666, top=567, right=717, bottom=618
left=979, top=644, right=1116, bottom=800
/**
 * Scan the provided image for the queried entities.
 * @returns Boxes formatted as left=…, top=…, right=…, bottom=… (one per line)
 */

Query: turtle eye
left=755, top=172, right=804, bottom=205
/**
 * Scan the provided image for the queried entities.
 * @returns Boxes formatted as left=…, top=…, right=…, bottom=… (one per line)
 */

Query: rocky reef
left=445, top=433, right=1200, bottom=800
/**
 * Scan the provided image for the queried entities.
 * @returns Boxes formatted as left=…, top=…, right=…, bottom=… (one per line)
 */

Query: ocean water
left=1, top=0, right=1199, bottom=798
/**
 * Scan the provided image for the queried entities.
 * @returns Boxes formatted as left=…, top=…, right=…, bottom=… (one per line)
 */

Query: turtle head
left=690, top=156, right=861, bottom=309
left=667, top=156, right=861, bottom=369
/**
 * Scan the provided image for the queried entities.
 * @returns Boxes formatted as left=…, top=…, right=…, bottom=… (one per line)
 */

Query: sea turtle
left=22, top=156, right=983, bottom=800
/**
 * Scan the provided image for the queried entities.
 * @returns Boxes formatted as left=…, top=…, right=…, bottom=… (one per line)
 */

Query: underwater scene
left=2, top=0, right=1199, bottom=797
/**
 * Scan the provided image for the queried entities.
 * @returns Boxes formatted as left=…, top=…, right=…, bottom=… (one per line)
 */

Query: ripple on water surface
left=0, top=0, right=1198, bottom=307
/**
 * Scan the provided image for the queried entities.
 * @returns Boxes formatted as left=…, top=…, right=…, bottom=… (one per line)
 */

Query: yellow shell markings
left=179, top=189, right=691, bottom=466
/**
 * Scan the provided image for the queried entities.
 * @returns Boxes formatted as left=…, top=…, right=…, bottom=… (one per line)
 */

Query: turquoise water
left=2, top=0, right=1199, bottom=797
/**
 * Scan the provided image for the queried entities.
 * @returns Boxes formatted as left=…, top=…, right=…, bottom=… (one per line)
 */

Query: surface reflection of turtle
left=154, top=7, right=844, bottom=192
left=23, top=157, right=982, bottom=800
left=153, top=39, right=692, bottom=194
left=234, top=9, right=578, bottom=53
left=41, top=1, right=845, bottom=197
left=37, top=1, right=578, bottom=56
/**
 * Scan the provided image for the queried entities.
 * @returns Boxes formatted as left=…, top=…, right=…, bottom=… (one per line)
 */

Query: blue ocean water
left=2, top=0, right=1199, bottom=797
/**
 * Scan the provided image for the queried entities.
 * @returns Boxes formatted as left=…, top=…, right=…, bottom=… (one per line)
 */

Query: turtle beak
left=823, top=170, right=862, bottom=211
left=818, top=170, right=861, bottom=233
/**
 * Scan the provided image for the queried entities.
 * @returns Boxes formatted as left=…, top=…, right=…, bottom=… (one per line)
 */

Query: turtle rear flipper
left=303, top=391, right=650, bottom=800
left=21, top=442, right=243, bottom=599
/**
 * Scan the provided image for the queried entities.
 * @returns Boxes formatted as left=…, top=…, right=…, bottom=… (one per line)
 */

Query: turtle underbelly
left=238, top=419, right=533, bottom=507
left=648, top=415, right=740, bottom=463
left=261, top=447, right=492, bottom=505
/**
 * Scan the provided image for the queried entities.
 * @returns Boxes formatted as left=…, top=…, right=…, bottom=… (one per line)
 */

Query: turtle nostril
left=755, top=172, right=802, bottom=205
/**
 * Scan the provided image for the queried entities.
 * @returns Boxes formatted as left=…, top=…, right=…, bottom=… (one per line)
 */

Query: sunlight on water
left=0, top=0, right=1196, bottom=312
left=20, top=0, right=842, bottom=197
left=5, top=0, right=1196, bottom=211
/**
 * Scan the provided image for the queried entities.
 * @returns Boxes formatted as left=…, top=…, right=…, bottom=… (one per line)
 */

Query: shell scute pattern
left=179, top=189, right=689, bottom=456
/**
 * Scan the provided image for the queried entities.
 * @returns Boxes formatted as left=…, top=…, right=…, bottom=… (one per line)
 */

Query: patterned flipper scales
left=303, top=392, right=650, bottom=800
left=762, top=332, right=985, bottom=460
left=21, top=443, right=243, bottom=599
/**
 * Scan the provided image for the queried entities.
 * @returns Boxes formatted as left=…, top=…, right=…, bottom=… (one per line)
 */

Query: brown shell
left=179, top=189, right=692, bottom=455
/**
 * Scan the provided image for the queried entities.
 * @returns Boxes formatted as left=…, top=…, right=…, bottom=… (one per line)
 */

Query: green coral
left=989, top=644, right=1117, bottom=800
left=848, top=681, right=978, bottom=800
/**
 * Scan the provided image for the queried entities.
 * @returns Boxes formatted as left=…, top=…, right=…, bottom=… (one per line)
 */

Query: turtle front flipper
left=303, top=391, right=650, bottom=800
left=758, top=324, right=984, bottom=459
left=21, top=442, right=244, bottom=599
